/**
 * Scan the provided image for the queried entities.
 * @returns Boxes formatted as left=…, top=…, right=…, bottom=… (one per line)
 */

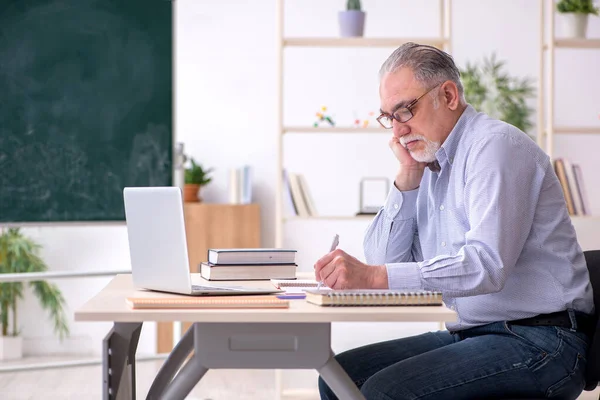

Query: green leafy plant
left=184, top=158, right=213, bottom=186
left=556, top=0, right=599, bottom=15
left=347, top=0, right=361, bottom=11
left=460, top=54, right=536, bottom=134
left=0, top=228, right=69, bottom=339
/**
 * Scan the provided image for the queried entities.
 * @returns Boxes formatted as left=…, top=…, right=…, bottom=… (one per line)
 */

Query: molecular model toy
left=354, top=111, right=375, bottom=128
left=314, top=106, right=336, bottom=127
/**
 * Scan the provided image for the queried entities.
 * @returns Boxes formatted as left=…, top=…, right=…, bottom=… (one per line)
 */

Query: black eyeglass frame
left=377, top=83, right=442, bottom=129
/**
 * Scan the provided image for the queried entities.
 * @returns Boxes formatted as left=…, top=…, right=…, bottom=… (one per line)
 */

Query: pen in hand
left=317, top=233, right=339, bottom=290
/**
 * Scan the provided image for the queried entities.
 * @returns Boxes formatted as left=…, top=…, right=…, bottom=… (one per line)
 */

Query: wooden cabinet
left=156, top=203, right=261, bottom=353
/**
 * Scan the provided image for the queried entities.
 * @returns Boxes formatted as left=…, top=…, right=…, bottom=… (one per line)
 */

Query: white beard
left=400, top=134, right=441, bottom=163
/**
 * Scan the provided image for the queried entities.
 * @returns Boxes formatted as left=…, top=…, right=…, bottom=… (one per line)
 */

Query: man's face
left=379, top=67, right=447, bottom=163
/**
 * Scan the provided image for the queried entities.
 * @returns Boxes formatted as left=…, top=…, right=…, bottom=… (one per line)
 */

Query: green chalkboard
left=0, top=0, right=173, bottom=222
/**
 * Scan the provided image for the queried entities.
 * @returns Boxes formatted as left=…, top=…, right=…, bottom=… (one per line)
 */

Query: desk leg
left=317, top=350, right=364, bottom=400
left=159, top=354, right=208, bottom=400
left=103, top=322, right=142, bottom=400
left=146, top=324, right=195, bottom=399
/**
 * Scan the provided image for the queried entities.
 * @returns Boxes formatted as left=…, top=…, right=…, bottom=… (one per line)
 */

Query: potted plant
left=0, top=228, right=69, bottom=360
left=184, top=158, right=213, bottom=202
left=556, top=0, right=599, bottom=38
left=460, top=54, right=536, bottom=136
left=338, top=0, right=366, bottom=38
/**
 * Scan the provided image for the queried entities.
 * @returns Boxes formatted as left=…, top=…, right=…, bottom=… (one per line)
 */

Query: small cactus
left=347, top=0, right=361, bottom=11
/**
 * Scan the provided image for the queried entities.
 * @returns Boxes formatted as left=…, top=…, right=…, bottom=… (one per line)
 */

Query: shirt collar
left=427, top=160, right=441, bottom=172
left=434, top=104, right=478, bottom=169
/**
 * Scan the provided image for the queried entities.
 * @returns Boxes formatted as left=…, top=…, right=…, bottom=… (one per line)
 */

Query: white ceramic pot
left=0, top=336, right=23, bottom=360
left=338, top=10, right=366, bottom=37
left=559, top=13, right=589, bottom=38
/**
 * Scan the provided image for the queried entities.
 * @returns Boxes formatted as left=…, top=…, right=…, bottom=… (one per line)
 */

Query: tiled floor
left=0, top=356, right=599, bottom=399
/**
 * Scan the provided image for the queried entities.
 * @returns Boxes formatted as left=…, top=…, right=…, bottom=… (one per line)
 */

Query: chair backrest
left=583, top=250, right=600, bottom=390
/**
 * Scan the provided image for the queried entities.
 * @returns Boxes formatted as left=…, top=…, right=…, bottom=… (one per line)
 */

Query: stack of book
left=200, top=248, right=297, bottom=281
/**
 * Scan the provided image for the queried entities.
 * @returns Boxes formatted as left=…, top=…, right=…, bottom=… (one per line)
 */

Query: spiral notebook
left=304, top=289, right=443, bottom=307
left=126, top=295, right=289, bottom=309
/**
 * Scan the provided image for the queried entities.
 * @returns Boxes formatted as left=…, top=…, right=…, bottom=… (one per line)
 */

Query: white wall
left=13, top=0, right=600, bottom=372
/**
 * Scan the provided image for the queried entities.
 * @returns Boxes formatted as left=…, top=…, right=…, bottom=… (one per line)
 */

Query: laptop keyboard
left=192, top=284, right=235, bottom=291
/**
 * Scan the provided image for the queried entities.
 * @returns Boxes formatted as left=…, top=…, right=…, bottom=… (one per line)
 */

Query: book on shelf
left=228, top=165, right=252, bottom=205
left=286, top=171, right=310, bottom=217
left=207, top=248, right=297, bottom=265
left=282, top=170, right=299, bottom=217
left=304, top=289, right=443, bottom=307
left=297, top=174, right=318, bottom=216
left=563, top=158, right=581, bottom=215
left=126, top=295, right=289, bottom=309
left=572, top=164, right=591, bottom=215
left=283, top=170, right=318, bottom=217
left=553, top=158, right=589, bottom=216
left=201, top=262, right=297, bottom=281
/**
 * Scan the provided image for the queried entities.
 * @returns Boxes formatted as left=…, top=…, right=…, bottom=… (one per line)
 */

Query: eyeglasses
left=377, top=84, right=441, bottom=129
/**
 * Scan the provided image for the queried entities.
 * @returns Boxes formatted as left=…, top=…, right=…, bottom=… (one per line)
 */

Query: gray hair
left=379, top=42, right=464, bottom=100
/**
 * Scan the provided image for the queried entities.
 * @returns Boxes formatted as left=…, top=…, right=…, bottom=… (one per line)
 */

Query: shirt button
left=441, top=241, right=446, bottom=247
left=393, top=203, right=399, bottom=209
left=450, top=305, right=456, bottom=311
left=439, top=205, right=444, bottom=211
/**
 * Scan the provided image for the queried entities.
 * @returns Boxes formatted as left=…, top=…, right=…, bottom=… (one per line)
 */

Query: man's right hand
left=389, top=137, right=426, bottom=191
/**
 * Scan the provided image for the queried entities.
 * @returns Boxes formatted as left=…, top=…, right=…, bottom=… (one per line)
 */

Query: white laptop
left=123, top=186, right=281, bottom=296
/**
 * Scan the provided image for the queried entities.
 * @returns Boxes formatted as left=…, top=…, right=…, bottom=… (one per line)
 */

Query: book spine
left=554, top=159, right=576, bottom=215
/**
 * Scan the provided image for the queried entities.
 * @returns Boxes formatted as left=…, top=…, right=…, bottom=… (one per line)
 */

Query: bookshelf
left=274, top=0, right=453, bottom=247
left=538, top=0, right=600, bottom=218
left=538, top=0, right=600, bottom=157
left=274, top=1, right=453, bottom=399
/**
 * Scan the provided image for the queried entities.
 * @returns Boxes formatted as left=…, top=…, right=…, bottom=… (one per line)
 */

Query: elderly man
left=315, top=43, right=594, bottom=399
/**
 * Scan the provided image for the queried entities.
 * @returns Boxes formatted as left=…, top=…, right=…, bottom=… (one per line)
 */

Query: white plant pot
left=559, top=13, right=589, bottom=38
left=0, top=336, right=23, bottom=360
left=338, top=10, right=366, bottom=37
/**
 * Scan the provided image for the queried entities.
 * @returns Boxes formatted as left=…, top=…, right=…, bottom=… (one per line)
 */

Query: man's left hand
left=314, top=249, right=388, bottom=289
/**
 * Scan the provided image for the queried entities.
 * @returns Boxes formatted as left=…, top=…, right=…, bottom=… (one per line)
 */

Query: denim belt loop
left=567, top=308, right=578, bottom=333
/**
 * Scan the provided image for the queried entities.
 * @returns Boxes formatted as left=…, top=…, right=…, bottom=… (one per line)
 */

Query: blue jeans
left=319, top=321, right=589, bottom=400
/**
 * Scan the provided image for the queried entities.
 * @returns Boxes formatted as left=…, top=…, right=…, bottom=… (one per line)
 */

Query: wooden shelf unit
left=538, top=0, right=599, bottom=219
left=275, top=0, right=453, bottom=247
left=274, top=1, right=453, bottom=398
left=538, top=0, right=600, bottom=156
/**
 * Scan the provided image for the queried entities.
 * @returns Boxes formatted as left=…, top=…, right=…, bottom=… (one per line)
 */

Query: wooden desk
left=75, top=274, right=456, bottom=400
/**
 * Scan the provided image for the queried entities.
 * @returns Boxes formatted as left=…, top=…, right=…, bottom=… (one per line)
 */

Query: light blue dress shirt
left=363, top=105, right=594, bottom=331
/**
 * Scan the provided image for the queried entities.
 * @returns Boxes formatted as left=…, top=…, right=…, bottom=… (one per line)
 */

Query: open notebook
left=304, top=289, right=443, bottom=307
